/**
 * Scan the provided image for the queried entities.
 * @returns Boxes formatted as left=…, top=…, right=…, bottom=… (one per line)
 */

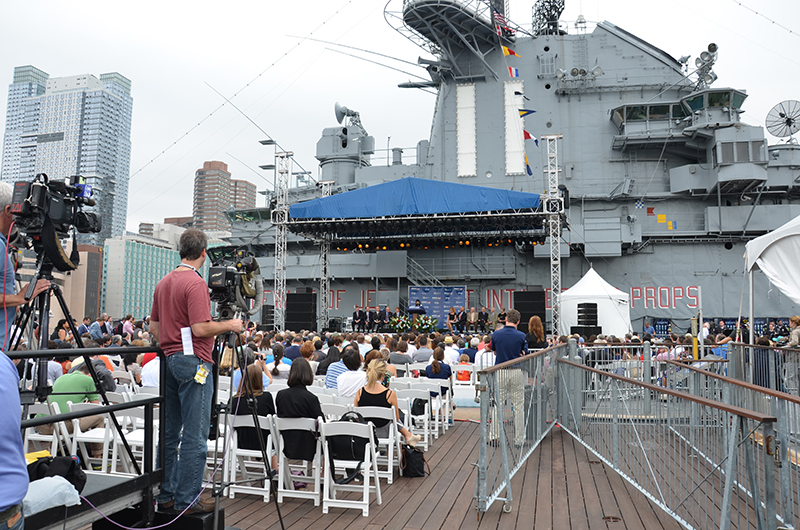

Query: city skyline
left=0, top=0, right=798, bottom=236
left=1, top=65, right=133, bottom=245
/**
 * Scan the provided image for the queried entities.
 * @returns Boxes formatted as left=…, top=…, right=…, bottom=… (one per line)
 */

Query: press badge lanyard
left=175, top=263, right=209, bottom=384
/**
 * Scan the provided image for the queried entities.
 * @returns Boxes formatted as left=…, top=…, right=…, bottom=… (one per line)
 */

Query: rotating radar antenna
left=765, top=100, right=800, bottom=142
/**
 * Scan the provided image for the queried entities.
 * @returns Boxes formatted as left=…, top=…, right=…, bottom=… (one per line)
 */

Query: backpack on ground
left=27, top=456, right=87, bottom=493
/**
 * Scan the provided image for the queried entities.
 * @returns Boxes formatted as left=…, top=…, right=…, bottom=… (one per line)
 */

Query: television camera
left=207, top=246, right=264, bottom=320
left=10, top=173, right=101, bottom=273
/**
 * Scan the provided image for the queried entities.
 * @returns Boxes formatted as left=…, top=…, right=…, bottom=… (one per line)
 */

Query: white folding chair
left=322, top=387, right=338, bottom=395
left=306, top=385, right=326, bottom=396
left=23, top=402, right=66, bottom=456
left=226, top=413, right=275, bottom=502
left=354, top=406, right=403, bottom=484
left=111, top=371, right=134, bottom=392
left=272, top=416, right=323, bottom=506
left=390, top=380, right=411, bottom=390
left=407, top=363, right=429, bottom=376
left=395, top=389, right=432, bottom=450
left=453, top=364, right=475, bottom=386
left=321, top=403, right=350, bottom=421
left=137, top=386, right=160, bottom=395
left=321, top=421, right=382, bottom=516
left=110, top=405, right=159, bottom=474
left=68, top=402, right=113, bottom=472
left=315, top=393, right=335, bottom=405
left=410, top=381, right=449, bottom=436
left=334, top=395, right=355, bottom=406
left=266, top=384, right=288, bottom=395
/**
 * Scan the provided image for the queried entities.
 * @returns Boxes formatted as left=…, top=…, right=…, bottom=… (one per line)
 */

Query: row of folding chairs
left=23, top=391, right=159, bottom=475
left=224, top=411, right=387, bottom=516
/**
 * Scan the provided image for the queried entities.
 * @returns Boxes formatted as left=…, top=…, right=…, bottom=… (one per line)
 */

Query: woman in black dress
left=525, top=315, right=548, bottom=350
left=233, top=363, right=277, bottom=470
left=275, top=359, right=324, bottom=462
left=497, top=307, right=507, bottom=327
left=446, top=307, right=458, bottom=332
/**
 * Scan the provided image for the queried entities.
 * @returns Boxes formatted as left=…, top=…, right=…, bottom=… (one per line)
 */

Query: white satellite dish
left=765, top=100, right=800, bottom=139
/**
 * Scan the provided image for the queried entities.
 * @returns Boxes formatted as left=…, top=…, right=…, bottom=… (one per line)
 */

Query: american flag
left=493, top=8, right=507, bottom=26
left=635, top=199, right=644, bottom=209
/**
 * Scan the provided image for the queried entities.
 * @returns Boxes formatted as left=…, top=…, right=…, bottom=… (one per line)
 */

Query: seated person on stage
left=496, top=307, right=507, bottom=328
left=446, top=307, right=457, bottom=333
left=355, top=359, right=421, bottom=447
left=352, top=305, right=363, bottom=332
left=478, top=307, right=489, bottom=333
left=337, top=348, right=367, bottom=398
left=467, top=307, right=479, bottom=331
left=368, top=307, right=378, bottom=332
left=457, top=307, right=467, bottom=333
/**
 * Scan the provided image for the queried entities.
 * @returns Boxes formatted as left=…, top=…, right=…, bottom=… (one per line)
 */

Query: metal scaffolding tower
left=317, top=180, right=334, bottom=331
left=543, top=134, right=563, bottom=335
left=272, top=151, right=292, bottom=331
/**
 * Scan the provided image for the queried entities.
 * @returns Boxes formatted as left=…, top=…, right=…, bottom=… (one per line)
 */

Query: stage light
left=382, top=245, right=387, bottom=250
left=488, top=242, right=493, bottom=247
left=343, top=247, right=348, bottom=251
left=365, top=243, right=370, bottom=249
left=400, top=243, right=405, bottom=248
left=358, top=243, right=363, bottom=249
left=444, top=245, right=449, bottom=249
left=424, top=246, right=428, bottom=249
left=465, top=240, right=470, bottom=246
left=459, top=240, right=464, bottom=246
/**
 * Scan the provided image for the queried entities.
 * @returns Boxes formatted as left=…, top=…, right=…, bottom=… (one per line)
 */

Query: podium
left=407, top=306, right=426, bottom=329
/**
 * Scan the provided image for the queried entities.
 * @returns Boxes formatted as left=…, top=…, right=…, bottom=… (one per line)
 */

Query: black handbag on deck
left=401, top=445, right=429, bottom=477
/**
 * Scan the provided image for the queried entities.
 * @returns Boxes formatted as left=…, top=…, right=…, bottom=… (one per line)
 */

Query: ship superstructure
left=227, top=0, right=800, bottom=332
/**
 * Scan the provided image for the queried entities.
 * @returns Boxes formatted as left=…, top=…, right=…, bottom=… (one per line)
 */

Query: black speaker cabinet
left=570, top=325, right=602, bottom=338
left=286, top=293, right=317, bottom=331
left=513, top=290, right=546, bottom=334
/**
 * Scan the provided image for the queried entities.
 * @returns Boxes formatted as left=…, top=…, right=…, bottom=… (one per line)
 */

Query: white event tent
left=558, top=268, right=632, bottom=337
left=744, top=215, right=800, bottom=328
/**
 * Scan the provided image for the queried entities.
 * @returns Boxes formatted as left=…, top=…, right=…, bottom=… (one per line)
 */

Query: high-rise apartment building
left=193, top=161, right=256, bottom=231
left=1, top=65, right=133, bottom=246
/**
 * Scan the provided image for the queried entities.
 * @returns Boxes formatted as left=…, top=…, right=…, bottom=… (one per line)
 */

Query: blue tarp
left=289, top=177, right=540, bottom=219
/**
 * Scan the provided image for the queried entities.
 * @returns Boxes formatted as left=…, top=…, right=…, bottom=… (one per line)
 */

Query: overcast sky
left=1, top=0, right=798, bottom=232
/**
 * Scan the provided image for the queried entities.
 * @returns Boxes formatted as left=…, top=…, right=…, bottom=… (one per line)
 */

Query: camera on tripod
left=207, top=246, right=263, bottom=320
left=11, top=173, right=102, bottom=273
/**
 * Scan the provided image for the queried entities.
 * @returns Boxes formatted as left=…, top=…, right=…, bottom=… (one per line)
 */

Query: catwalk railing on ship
left=475, top=340, right=800, bottom=530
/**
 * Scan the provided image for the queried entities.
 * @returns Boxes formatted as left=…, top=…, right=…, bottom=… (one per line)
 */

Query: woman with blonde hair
left=355, top=359, right=421, bottom=447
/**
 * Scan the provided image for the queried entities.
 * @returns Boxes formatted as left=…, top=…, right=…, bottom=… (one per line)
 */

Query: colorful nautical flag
left=519, top=109, right=536, bottom=117
left=635, top=200, right=644, bottom=209
left=668, top=221, right=675, bottom=230
left=534, top=138, right=539, bottom=147
left=523, top=130, right=532, bottom=140
left=502, top=46, right=520, bottom=57
left=525, top=154, right=533, bottom=176
left=508, top=67, right=520, bottom=77
left=657, top=214, right=666, bottom=223
left=647, top=207, right=655, bottom=216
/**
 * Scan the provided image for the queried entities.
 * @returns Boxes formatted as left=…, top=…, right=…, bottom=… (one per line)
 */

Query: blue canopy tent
left=285, top=177, right=545, bottom=245
left=289, top=177, right=540, bottom=219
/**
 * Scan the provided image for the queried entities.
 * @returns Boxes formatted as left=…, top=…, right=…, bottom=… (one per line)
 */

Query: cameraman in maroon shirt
left=151, top=229, right=242, bottom=514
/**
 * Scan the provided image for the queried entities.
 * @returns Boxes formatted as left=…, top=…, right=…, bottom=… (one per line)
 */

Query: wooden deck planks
left=220, top=420, right=689, bottom=530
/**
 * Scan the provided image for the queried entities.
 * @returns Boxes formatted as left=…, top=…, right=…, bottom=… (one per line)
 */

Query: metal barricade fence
left=665, top=352, right=800, bottom=530
left=557, top=341, right=781, bottom=530
left=474, top=346, right=560, bottom=513
left=730, top=343, right=800, bottom=395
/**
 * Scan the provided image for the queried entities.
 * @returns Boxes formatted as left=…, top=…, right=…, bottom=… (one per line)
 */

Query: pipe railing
left=474, top=345, right=560, bottom=513
left=558, top=343, right=781, bottom=530
left=666, top=354, right=800, bottom=530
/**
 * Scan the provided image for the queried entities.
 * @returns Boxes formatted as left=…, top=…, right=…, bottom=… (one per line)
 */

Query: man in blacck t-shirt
left=151, top=230, right=242, bottom=515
